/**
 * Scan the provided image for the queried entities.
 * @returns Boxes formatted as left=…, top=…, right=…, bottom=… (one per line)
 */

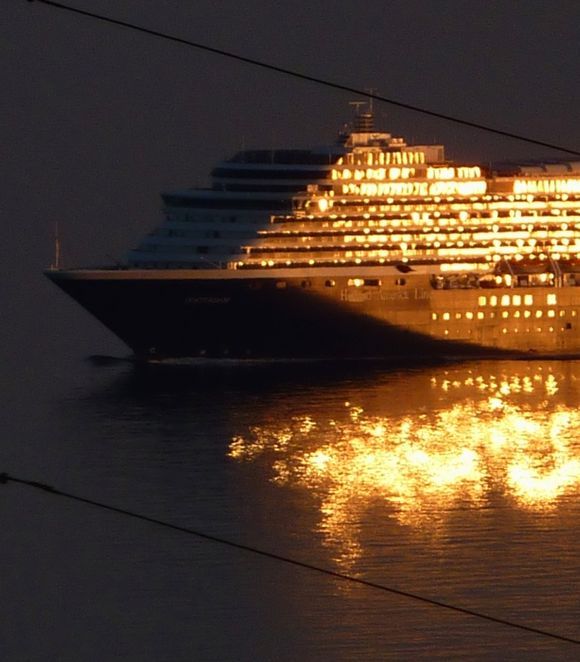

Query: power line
left=2, top=471, right=579, bottom=647
left=27, top=0, right=580, bottom=157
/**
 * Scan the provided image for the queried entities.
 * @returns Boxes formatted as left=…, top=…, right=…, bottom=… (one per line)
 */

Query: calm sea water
left=2, top=325, right=579, bottom=660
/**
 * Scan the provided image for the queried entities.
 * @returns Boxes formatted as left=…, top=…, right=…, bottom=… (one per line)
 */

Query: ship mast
left=51, top=222, right=61, bottom=270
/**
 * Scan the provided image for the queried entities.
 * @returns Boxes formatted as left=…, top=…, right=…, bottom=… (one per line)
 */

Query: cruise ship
left=47, top=111, right=580, bottom=360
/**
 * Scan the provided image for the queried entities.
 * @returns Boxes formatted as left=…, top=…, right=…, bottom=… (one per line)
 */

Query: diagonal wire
left=1, top=471, right=579, bottom=646
left=27, top=0, right=580, bottom=156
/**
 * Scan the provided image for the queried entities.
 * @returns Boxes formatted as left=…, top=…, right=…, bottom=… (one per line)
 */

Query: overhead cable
left=27, top=0, right=580, bottom=157
left=2, top=471, right=579, bottom=646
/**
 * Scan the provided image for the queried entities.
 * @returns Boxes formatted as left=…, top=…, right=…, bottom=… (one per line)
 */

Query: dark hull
left=46, top=268, right=580, bottom=360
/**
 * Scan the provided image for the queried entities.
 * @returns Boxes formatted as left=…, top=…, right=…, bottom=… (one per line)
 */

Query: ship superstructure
left=238, top=135, right=579, bottom=275
left=126, top=144, right=346, bottom=268
left=47, top=111, right=580, bottom=360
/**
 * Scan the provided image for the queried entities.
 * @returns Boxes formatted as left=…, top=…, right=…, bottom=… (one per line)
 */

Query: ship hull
left=46, top=267, right=580, bottom=360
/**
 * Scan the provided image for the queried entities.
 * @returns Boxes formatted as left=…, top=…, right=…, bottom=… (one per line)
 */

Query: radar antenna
left=348, top=100, right=365, bottom=117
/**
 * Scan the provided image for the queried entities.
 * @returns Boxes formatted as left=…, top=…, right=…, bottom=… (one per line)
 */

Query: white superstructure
left=126, top=146, right=343, bottom=268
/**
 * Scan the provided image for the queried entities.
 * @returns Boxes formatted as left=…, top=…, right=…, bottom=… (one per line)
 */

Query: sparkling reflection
left=229, top=364, right=580, bottom=566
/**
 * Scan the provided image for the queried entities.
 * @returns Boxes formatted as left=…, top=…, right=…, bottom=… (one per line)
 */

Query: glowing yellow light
left=229, top=370, right=580, bottom=564
left=513, top=178, right=580, bottom=195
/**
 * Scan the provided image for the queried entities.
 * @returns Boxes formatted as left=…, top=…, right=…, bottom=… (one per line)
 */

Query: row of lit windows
left=328, top=194, right=580, bottom=205
left=265, top=222, right=580, bottom=237
left=479, top=293, right=559, bottom=306
left=324, top=200, right=580, bottom=214
left=311, top=209, right=580, bottom=225
left=287, top=213, right=580, bottom=228
left=272, top=223, right=580, bottom=241
left=246, top=247, right=579, bottom=265
left=288, top=211, right=580, bottom=227
left=433, top=309, right=576, bottom=321
left=342, top=150, right=426, bottom=166
left=257, top=235, right=580, bottom=255
left=441, top=326, right=570, bottom=336
left=241, top=254, right=580, bottom=268
left=296, top=198, right=580, bottom=213
left=261, top=226, right=580, bottom=239
left=259, top=228, right=580, bottom=244
left=323, top=215, right=580, bottom=228
left=280, top=206, right=580, bottom=223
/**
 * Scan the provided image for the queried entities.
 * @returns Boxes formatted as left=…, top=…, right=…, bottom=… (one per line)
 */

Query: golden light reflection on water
left=229, top=366, right=580, bottom=566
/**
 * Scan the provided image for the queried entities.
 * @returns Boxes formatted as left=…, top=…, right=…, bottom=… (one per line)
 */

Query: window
left=478, top=296, right=487, bottom=306
left=547, top=293, right=557, bottom=305
left=524, top=294, right=533, bottom=305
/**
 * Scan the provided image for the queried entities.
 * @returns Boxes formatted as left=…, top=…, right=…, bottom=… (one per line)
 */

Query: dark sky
left=1, top=0, right=580, bottom=355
